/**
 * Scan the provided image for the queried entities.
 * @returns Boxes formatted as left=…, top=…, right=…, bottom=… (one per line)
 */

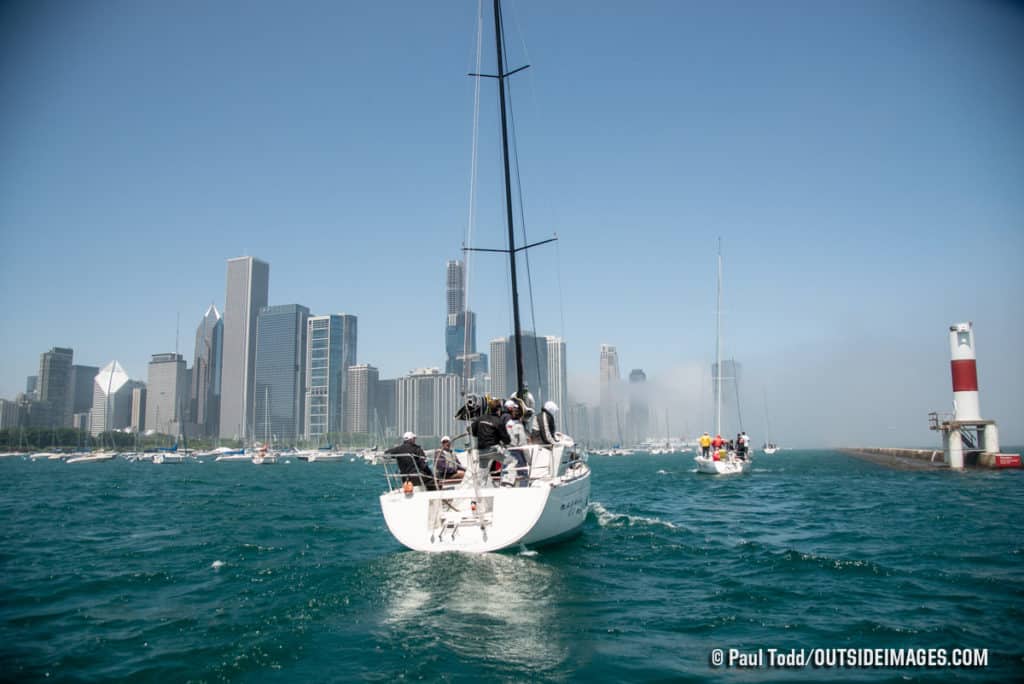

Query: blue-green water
left=1, top=450, right=1021, bottom=682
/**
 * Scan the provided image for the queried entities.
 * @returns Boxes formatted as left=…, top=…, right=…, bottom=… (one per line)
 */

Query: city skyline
left=1, top=1, right=1022, bottom=446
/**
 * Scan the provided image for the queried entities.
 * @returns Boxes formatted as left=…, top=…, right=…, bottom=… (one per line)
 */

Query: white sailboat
left=695, top=242, right=752, bottom=475
left=379, top=0, right=591, bottom=553
left=761, top=390, right=779, bottom=454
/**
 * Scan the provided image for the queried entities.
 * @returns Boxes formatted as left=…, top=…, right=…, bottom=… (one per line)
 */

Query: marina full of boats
left=0, top=445, right=387, bottom=465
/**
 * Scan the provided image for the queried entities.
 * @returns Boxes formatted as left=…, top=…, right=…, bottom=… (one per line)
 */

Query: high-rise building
left=304, top=314, right=357, bottom=441
left=220, top=256, right=269, bottom=440
left=253, top=304, right=309, bottom=444
left=130, top=385, right=147, bottom=433
left=89, top=361, right=133, bottom=436
left=489, top=332, right=550, bottom=403
left=146, top=353, right=189, bottom=436
left=191, top=304, right=223, bottom=437
left=489, top=337, right=509, bottom=400
left=67, top=364, right=99, bottom=419
left=345, top=364, right=379, bottom=434
left=599, top=344, right=621, bottom=442
left=446, top=260, right=465, bottom=315
left=0, top=399, right=19, bottom=430
left=444, top=260, right=479, bottom=377
left=38, top=347, right=74, bottom=427
left=395, top=368, right=459, bottom=440
left=546, top=337, right=568, bottom=415
left=566, top=401, right=591, bottom=442
left=25, top=376, right=37, bottom=399
left=628, top=368, right=649, bottom=444
left=375, top=378, right=397, bottom=439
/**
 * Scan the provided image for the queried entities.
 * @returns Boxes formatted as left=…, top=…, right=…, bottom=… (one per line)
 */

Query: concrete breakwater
left=839, top=448, right=947, bottom=470
left=840, top=447, right=1020, bottom=470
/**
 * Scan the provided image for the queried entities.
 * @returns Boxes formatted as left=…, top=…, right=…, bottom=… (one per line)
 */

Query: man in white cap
left=385, top=431, right=436, bottom=490
left=433, top=435, right=465, bottom=483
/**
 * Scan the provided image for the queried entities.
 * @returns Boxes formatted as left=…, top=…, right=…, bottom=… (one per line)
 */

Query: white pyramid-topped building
left=89, top=361, right=133, bottom=436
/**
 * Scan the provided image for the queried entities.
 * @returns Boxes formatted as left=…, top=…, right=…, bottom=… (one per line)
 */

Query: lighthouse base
left=978, top=453, right=1022, bottom=469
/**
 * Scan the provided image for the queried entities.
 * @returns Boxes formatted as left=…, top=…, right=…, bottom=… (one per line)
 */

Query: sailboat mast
left=493, top=0, right=526, bottom=397
left=715, top=238, right=722, bottom=437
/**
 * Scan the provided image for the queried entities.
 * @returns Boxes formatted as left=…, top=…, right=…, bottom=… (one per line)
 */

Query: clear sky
left=2, top=0, right=1022, bottom=447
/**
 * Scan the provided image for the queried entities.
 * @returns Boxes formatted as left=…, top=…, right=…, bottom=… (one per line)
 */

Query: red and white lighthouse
left=949, top=322, right=981, bottom=422
left=930, top=322, right=1019, bottom=469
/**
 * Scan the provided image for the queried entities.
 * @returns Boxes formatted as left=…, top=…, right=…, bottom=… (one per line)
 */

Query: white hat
left=504, top=399, right=517, bottom=409
left=441, top=435, right=451, bottom=443
left=403, top=431, right=416, bottom=441
left=543, top=401, right=559, bottom=414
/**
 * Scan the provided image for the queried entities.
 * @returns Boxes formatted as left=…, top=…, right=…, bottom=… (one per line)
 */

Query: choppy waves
left=1, top=451, right=1022, bottom=681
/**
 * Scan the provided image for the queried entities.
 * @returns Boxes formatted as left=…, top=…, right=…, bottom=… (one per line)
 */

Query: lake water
left=1, top=449, right=1021, bottom=681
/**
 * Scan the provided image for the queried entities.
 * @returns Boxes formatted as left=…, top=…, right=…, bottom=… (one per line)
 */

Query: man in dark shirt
left=385, top=432, right=437, bottom=490
left=470, top=412, right=511, bottom=451
left=470, top=409, right=512, bottom=481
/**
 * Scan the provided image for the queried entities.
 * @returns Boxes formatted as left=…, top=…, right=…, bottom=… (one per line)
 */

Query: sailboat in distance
left=695, top=241, right=752, bottom=475
left=378, top=0, right=592, bottom=553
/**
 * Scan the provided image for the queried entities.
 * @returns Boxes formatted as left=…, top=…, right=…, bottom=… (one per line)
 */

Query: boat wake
left=589, top=502, right=678, bottom=530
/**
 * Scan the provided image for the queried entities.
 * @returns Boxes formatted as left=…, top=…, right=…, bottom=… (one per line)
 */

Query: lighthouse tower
left=929, top=322, right=1019, bottom=469
left=950, top=322, right=982, bottom=422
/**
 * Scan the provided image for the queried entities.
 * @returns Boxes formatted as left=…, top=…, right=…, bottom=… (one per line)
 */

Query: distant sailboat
left=762, top=389, right=778, bottom=454
left=695, top=241, right=751, bottom=475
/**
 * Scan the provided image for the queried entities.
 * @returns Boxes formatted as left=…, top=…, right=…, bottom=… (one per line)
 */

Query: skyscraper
left=599, top=344, right=621, bottom=442
left=628, top=368, right=649, bottom=444
left=146, top=353, right=189, bottom=436
left=130, top=385, right=147, bottom=433
left=253, top=304, right=309, bottom=443
left=191, top=304, right=223, bottom=437
left=375, top=378, right=397, bottom=438
left=444, top=260, right=478, bottom=377
left=0, top=399, right=19, bottom=430
left=546, top=336, right=568, bottom=414
left=488, top=332, right=551, bottom=403
left=90, top=361, right=133, bottom=436
left=395, top=368, right=459, bottom=440
left=489, top=337, right=508, bottom=400
left=345, top=364, right=379, bottom=434
left=25, top=375, right=37, bottom=399
left=220, top=256, right=269, bottom=440
left=304, top=313, right=357, bottom=441
left=38, top=347, right=74, bottom=427
left=67, top=364, right=99, bottom=421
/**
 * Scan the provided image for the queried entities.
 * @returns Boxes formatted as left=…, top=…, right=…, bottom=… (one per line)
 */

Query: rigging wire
left=501, top=9, right=544, bottom=400
left=462, top=0, right=485, bottom=394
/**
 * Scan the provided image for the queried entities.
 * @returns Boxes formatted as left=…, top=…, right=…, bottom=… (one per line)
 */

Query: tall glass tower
left=304, top=313, right=357, bottom=440
left=190, top=304, right=223, bottom=437
left=599, top=344, right=621, bottom=442
left=38, top=346, right=74, bottom=428
left=253, top=304, right=309, bottom=444
left=445, top=260, right=477, bottom=377
left=220, top=256, right=269, bottom=440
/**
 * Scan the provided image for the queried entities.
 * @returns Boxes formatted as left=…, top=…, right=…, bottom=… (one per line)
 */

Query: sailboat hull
left=694, top=455, right=751, bottom=475
left=379, top=465, right=590, bottom=553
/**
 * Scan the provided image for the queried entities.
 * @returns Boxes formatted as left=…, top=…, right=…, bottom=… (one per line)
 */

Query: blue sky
left=2, top=0, right=1022, bottom=446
